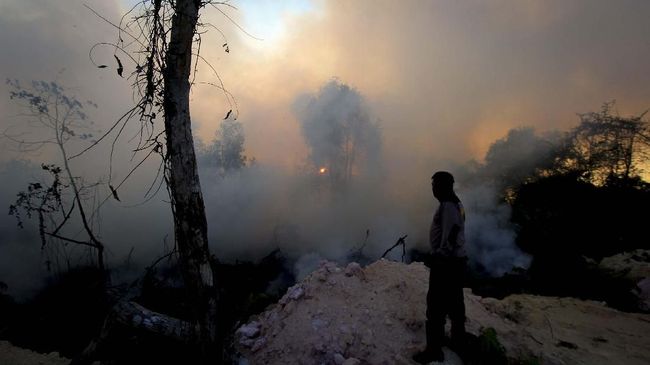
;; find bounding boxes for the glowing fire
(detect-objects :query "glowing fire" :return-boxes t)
[318,167,327,174]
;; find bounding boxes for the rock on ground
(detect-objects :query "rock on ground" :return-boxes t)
[236,259,650,365]
[598,249,650,282]
[598,249,650,312]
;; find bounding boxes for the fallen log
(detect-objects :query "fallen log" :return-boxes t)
[70,300,196,365]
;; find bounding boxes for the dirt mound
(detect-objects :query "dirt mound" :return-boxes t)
[235,259,650,365]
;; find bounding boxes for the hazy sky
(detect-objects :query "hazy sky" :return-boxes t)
[1,0,649,167]
[210,0,650,162]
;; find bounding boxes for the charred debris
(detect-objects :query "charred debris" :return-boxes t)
[0,249,294,364]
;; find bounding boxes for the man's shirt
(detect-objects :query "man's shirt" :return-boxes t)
[430,201,466,258]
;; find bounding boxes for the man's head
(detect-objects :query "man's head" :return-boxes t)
[431,171,455,201]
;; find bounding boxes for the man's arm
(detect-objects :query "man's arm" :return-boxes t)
[440,202,461,250]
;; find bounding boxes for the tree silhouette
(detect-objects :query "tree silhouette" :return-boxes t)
[294,79,382,190]
[480,127,562,200]
[199,119,248,177]
[558,102,650,185]
[5,80,106,273]
[75,0,244,362]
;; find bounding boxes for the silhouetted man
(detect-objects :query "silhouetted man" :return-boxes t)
[414,171,467,364]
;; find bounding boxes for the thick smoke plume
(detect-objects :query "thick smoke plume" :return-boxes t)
[460,184,531,276]
[195,80,534,278]
[0,79,550,299]
[198,80,396,270]
[293,79,382,189]
[455,128,565,275]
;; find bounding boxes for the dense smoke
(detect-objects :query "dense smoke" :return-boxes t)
[480,128,563,190]
[198,80,400,266]
[0,79,563,299]
[455,128,565,275]
[0,77,586,300]
[293,79,383,189]
[459,184,531,276]
[195,80,537,277]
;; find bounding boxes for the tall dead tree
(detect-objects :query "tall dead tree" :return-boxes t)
[55,0,254,362]
[77,0,241,361]
[162,0,218,356]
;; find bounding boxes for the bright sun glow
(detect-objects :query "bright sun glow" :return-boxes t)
[319,167,327,174]
[237,0,315,47]
[119,0,315,47]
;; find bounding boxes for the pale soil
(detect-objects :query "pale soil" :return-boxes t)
[236,259,650,365]
[2,257,648,365]
[0,341,69,365]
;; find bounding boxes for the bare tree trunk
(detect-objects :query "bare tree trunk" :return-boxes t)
[623,135,634,180]
[58,140,105,272]
[163,0,218,361]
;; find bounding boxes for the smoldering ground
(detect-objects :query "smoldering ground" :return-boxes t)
[198,159,531,278]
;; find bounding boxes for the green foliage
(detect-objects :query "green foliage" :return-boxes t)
[476,327,508,365]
